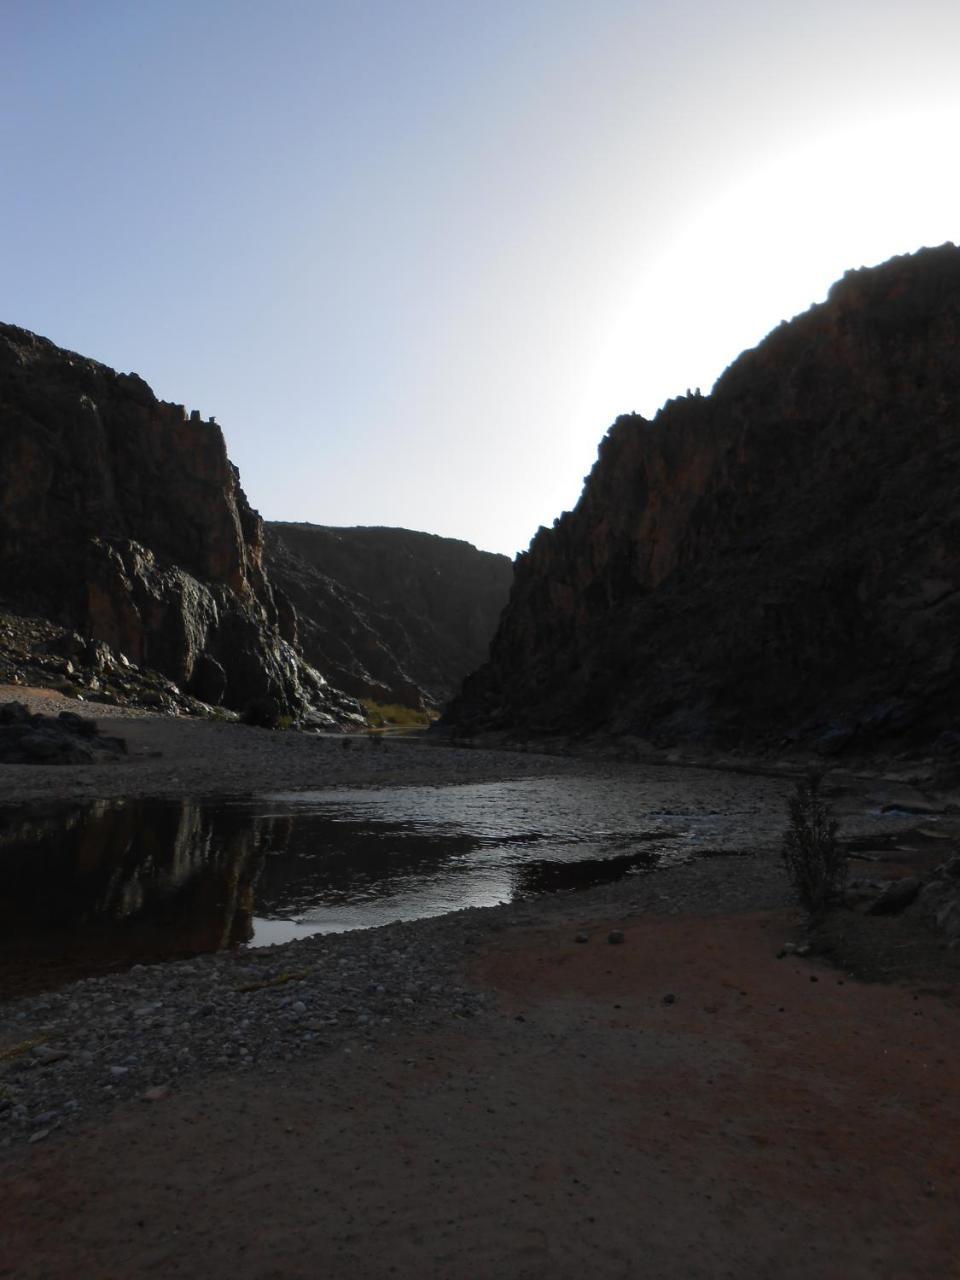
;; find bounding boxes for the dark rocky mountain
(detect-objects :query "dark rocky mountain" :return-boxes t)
[0,324,360,724]
[444,244,960,757]
[264,523,513,708]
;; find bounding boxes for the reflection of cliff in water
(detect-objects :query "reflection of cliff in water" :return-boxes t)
[512,849,659,896]
[0,800,277,998]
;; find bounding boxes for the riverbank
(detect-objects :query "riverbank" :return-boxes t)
[2,689,960,1276]
[0,684,949,805]
[3,882,960,1278]
[0,685,600,803]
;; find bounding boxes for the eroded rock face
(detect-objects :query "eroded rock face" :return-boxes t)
[265,524,513,707]
[444,245,960,753]
[0,324,359,722]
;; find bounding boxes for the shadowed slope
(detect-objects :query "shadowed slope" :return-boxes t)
[445,244,960,755]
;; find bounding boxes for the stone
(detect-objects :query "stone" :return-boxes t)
[0,704,125,766]
[916,858,960,941]
[31,1046,69,1065]
[607,930,625,945]
[867,877,923,915]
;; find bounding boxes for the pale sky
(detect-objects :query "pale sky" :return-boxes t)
[3,1,959,555]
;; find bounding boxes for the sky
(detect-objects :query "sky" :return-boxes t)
[3,1,960,557]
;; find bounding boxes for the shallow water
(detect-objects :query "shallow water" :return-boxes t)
[0,767,916,993]
[249,772,792,939]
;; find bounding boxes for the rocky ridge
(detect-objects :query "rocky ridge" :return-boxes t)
[265,523,512,708]
[0,325,360,725]
[444,245,960,758]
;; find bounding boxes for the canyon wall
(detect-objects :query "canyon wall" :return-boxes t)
[265,523,513,707]
[0,323,358,721]
[444,245,960,756]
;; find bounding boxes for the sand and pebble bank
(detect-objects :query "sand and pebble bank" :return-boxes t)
[3,687,960,1277]
[1,682,957,1148]
[0,845,789,1148]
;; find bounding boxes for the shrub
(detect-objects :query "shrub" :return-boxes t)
[781,772,846,916]
[240,696,281,729]
[362,700,437,729]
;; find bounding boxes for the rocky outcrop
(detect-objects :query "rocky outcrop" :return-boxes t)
[0,324,361,723]
[265,523,512,707]
[444,245,960,755]
[0,702,127,765]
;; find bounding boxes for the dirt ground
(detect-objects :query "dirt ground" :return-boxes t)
[2,689,960,1277]
[2,909,959,1279]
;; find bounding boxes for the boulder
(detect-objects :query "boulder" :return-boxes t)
[915,856,960,943]
[0,702,127,765]
[866,877,923,915]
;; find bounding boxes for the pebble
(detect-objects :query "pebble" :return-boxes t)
[0,824,797,1145]
[32,1046,69,1065]
[0,913,487,1143]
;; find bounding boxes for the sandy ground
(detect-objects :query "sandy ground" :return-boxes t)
[2,686,960,1277]
[2,909,959,1279]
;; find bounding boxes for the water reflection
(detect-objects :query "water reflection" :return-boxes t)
[0,799,268,997]
[0,770,798,995]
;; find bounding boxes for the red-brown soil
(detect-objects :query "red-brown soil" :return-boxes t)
[3,908,958,1279]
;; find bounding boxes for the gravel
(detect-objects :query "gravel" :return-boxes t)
[0,848,792,1147]
[0,910,492,1145]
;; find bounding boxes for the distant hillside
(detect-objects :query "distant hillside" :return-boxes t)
[443,245,960,757]
[265,523,513,708]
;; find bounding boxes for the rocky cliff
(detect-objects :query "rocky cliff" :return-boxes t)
[0,324,360,723]
[444,245,960,756]
[265,524,513,707]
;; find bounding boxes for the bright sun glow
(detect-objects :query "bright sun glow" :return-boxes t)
[581,105,960,431]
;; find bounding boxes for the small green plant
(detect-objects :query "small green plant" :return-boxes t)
[781,772,845,916]
[362,699,437,729]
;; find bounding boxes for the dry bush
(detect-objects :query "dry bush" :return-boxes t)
[781,772,846,916]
